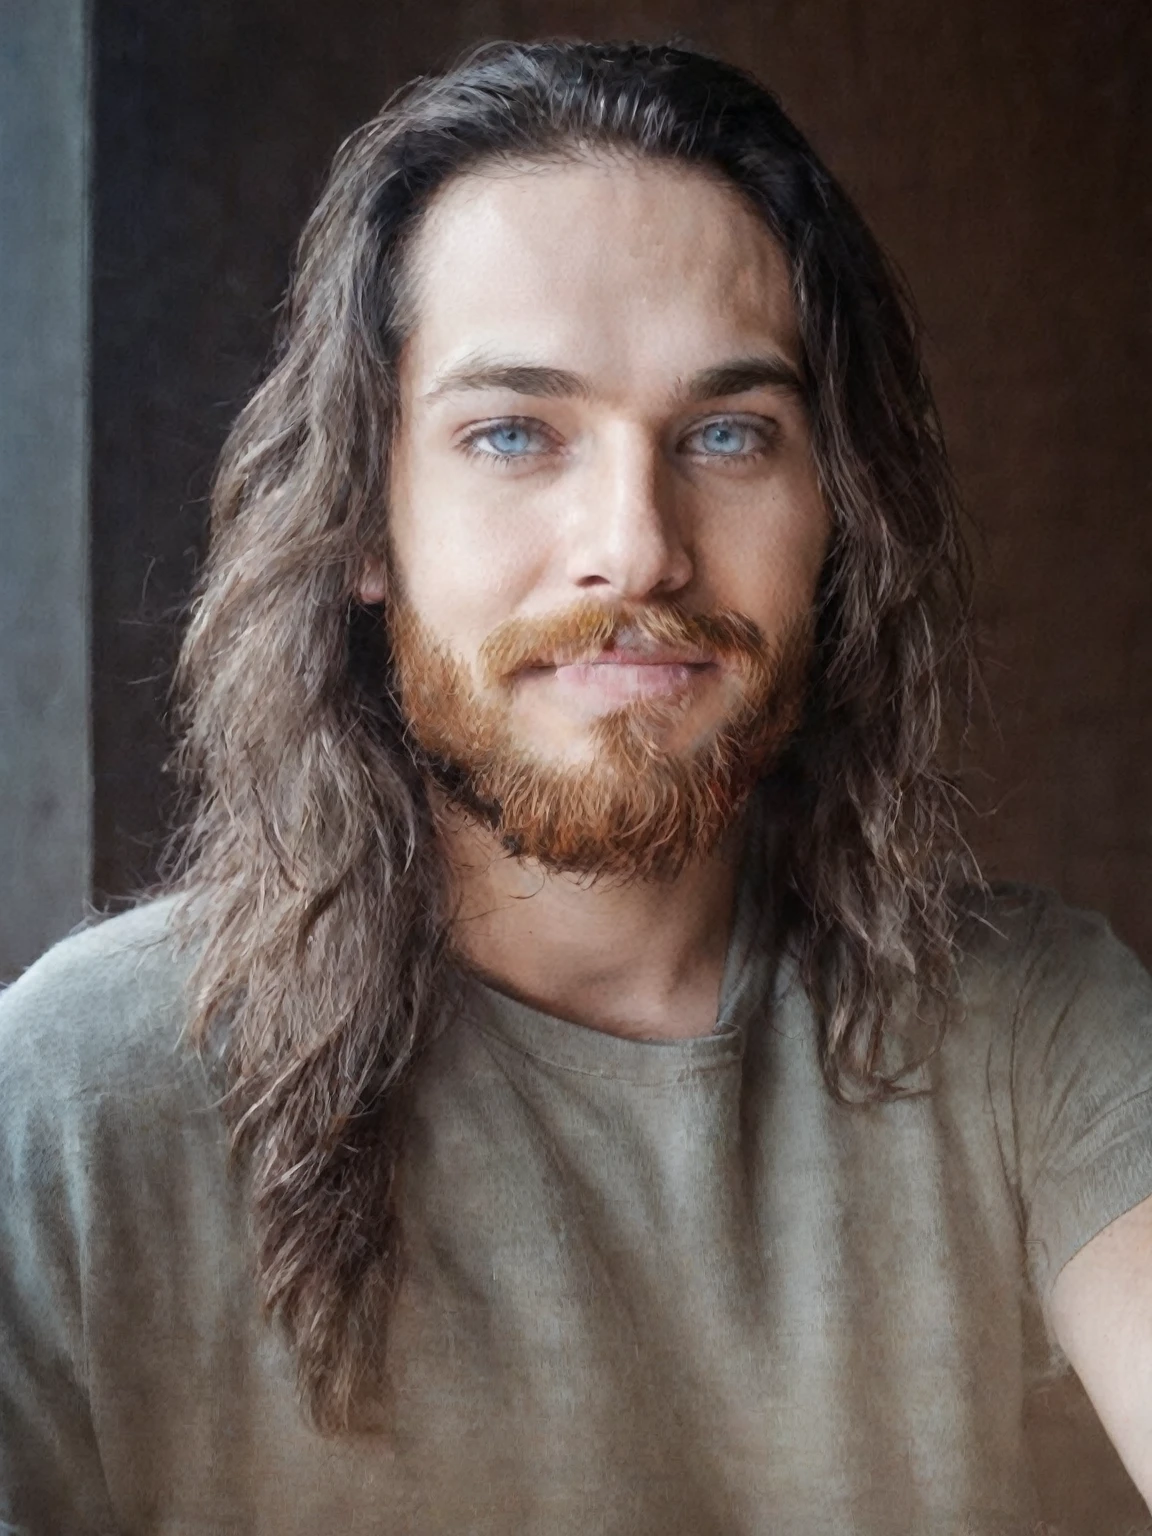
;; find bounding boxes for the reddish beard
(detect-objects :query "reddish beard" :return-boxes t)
[390,598,812,880]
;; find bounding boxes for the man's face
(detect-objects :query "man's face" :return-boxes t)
[383,154,830,874]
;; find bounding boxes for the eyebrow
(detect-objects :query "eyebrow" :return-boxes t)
[422,351,806,404]
[423,359,591,401]
[683,355,806,402]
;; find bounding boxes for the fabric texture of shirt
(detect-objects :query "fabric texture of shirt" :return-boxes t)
[2,877,1152,1535]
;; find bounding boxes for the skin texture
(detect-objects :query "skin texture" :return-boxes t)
[374,155,829,1039]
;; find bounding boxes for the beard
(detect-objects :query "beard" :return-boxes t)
[389,597,812,882]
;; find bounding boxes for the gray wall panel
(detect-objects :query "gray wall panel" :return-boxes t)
[0,0,91,978]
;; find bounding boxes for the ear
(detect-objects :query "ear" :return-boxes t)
[355,559,388,605]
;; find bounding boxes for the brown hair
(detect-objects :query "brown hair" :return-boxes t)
[172,38,977,1431]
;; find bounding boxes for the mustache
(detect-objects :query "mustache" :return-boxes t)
[477,601,770,686]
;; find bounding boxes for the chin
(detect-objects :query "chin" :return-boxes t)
[515,695,725,767]
[391,596,813,877]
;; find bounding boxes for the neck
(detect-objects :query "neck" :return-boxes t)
[434,798,745,1041]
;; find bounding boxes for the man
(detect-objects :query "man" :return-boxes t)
[1,37,1150,1536]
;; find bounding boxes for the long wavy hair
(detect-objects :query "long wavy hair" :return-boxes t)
[172,39,977,1432]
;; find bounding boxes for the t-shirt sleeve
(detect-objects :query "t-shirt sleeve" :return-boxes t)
[0,961,120,1535]
[1010,896,1152,1302]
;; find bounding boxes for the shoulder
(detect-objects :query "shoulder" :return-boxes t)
[0,897,200,1111]
[954,888,1152,1298]
[953,880,1146,1013]
[941,881,1152,1147]
[0,898,221,1284]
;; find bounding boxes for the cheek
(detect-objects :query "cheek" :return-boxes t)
[389,454,550,645]
[702,490,830,632]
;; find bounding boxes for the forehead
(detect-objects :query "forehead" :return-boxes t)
[400,155,801,395]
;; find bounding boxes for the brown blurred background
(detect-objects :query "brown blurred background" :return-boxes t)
[0,0,1149,1524]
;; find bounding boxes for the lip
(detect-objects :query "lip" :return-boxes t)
[524,645,715,671]
[584,646,713,667]
[521,651,718,706]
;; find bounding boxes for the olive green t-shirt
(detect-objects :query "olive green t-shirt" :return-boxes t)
[2,882,1152,1535]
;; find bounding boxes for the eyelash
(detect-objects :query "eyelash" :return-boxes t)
[457,414,778,466]
[459,417,555,466]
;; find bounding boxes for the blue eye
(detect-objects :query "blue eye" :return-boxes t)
[684,418,769,458]
[487,424,534,455]
[464,419,548,460]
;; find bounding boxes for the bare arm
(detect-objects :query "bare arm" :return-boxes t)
[1049,1191,1152,1509]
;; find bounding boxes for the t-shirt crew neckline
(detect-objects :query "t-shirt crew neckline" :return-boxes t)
[464,833,775,1084]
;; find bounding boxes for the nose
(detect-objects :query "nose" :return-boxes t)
[564,426,694,600]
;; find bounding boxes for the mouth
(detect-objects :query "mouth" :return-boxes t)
[525,634,717,669]
[519,646,719,705]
